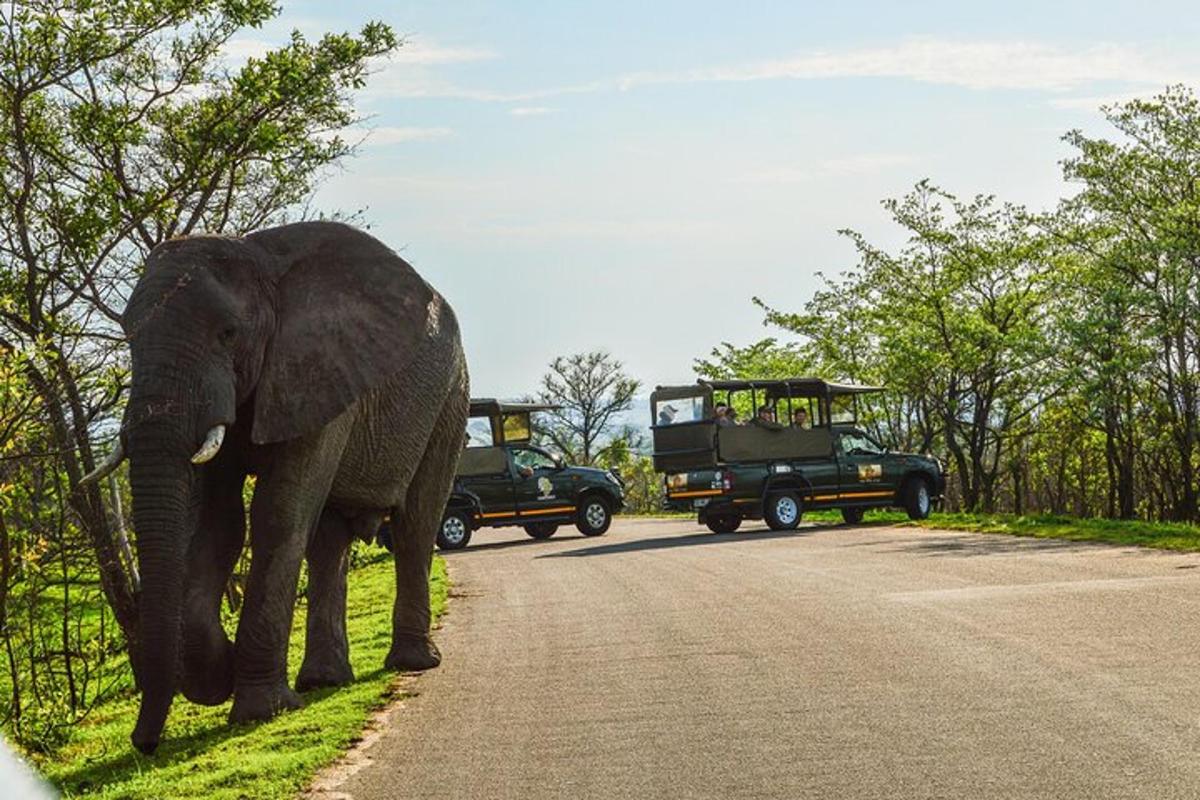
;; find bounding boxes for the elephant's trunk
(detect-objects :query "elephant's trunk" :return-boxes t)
[127,428,194,755]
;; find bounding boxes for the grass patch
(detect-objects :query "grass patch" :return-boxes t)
[801,507,1200,552]
[905,512,1200,552]
[33,552,449,799]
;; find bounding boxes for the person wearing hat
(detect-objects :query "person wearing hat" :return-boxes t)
[658,403,679,426]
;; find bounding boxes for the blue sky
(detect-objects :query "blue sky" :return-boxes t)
[231,2,1200,398]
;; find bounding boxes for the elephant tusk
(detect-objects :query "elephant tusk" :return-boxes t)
[79,440,125,487]
[190,425,226,465]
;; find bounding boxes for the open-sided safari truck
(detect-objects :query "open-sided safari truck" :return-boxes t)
[431,399,626,550]
[650,379,944,533]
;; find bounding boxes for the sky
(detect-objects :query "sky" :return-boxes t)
[228,1,1200,399]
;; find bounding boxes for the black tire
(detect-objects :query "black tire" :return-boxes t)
[841,507,865,525]
[764,491,802,531]
[576,495,612,536]
[436,510,472,550]
[524,522,559,540]
[705,513,742,534]
[902,476,933,521]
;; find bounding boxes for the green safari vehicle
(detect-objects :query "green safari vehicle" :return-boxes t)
[650,378,944,533]
[433,399,626,550]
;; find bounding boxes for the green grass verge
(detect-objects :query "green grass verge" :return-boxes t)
[905,512,1200,552]
[802,508,1200,552]
[35,552,448,799]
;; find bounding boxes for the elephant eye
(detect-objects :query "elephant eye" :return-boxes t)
[218,326,237,344]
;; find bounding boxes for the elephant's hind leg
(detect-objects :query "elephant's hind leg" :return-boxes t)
[385,390,467,672]
[296,507,355,692]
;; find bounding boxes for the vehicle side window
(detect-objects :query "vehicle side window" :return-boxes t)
[465,418,494,446]
[839,433,883,456]
[512,448,557,471]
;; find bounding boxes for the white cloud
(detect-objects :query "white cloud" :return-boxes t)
[740,153,918,184]
[368,37,1197,106]
[340,126,454,145]
[617,39,1193,93]
[510,106,552,116]
[391,39,496,66]
[221,37,277,64]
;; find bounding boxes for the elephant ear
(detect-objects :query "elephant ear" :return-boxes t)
[249,223,435,444]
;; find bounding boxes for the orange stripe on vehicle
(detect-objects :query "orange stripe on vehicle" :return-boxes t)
[518,506,576,516]
[479,511,515,519]
[669,489,724,498]
[810,490,894,502]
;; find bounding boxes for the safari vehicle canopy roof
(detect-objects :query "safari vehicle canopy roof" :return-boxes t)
[469,399,559,418]
[465,398,560,454]
[685,378,883,396]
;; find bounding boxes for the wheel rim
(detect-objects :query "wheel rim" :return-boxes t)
[775,496,798,525]
[585,502,606,529]
[917,485,930,515]
[442,516,466,545]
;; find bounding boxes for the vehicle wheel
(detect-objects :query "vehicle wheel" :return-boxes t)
[524,522,559,540]
[764,491,802,531]
[705,513,742,534]
[841,507,865,525]
[436,510,472,550]
[903,477,932,521]
[576,496,612,536]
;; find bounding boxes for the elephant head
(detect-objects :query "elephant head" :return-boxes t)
[91,222,437,754]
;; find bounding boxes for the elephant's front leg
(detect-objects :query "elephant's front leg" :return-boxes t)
[295,507,354,692]
[181,465,246,705]
[229,472,322,724]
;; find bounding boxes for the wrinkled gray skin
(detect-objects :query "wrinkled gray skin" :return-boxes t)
[121,221,468,755]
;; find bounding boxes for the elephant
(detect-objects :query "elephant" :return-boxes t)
[82,221,469,754]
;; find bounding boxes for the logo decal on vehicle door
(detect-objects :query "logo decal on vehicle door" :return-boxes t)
[537,476,555,499]
[857,464,882,481]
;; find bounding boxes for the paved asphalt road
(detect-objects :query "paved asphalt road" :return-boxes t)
[315,518,1200,799]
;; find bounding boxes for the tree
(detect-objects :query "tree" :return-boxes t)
[1057,85,1200,521]
[758,183,1054,511]
[0,0,398,661]
[534,351,641,466]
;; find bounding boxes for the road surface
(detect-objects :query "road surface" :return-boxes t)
[313,518,1200,799]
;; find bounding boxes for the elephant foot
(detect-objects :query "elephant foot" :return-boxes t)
[181,629,235,706]
[385,635,441,672]
[229,682,303,725]
[296,657,354,692]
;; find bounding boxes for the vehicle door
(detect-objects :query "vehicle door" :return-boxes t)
[836,431,896,501]
[511,446,576,518]
[458,448,517,519]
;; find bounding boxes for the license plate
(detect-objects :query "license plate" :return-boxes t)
[693,498,710,508]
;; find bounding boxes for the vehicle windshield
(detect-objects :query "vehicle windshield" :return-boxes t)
[512,447,558,470]
[655,395,705,426]
[839,432,884,456]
